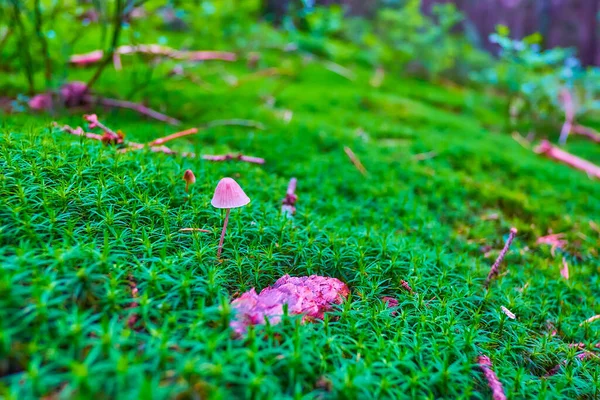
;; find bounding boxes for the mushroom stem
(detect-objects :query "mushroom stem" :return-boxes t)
[185,182,190,193]
[217,208,231,258]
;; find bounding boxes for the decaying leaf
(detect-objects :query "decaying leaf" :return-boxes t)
[230,275,350,335]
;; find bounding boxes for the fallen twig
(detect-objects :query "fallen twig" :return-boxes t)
[52,122,104,141]
[344,146,368,176]
[477,355,507,400]
[572,124,600,143]
[485,228,517,288]
[500,306,516,320]
[323,61,356,81]
[511,131,531,149]
[70,44,236,66]
[85,95,181,126]
[146,119,264,145]
[147,128,199,146]
[179,228,211,233]
[580,314,600,326]
[202,154,265,164]
[558,89,600,144]
[535,140,600,179]
[281,177,298,217]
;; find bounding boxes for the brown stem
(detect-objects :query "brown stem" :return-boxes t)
[33,0,52,88]
[485,228,518,288]
[10,0,35,95]
[344,146,368,176]
[217,208,231,258]
[86,0,123,92]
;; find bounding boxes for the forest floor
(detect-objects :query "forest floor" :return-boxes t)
[1,14,599,400]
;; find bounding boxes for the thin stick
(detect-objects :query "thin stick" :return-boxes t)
[148,128,198,146]
[202,154,265,164]
[580,314,600,326]
[281,177,298,216]
[217,208,230,258]
[572,124,600,144]
[179,228,210,233]
[147,119,264,146]
[52,122,104,141]
[485,228,517,288]
[86,95,181,125]
[344,146,368,176]
[33,0,52,88]
[559,88,575,145]
[535,140,600,179]
[477,355,507,400]
[86,0,124,91]
[84,114,118,137]
[10,0,35,95]
[70,46,236,66]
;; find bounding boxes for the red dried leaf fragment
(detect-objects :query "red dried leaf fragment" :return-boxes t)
[230,275,350,335]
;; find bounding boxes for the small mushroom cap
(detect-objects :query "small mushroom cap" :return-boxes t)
[211,177,250,209]
[183,169,196,183]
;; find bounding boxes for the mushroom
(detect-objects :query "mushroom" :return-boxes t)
[182,169,196,193]
[211,177,250,257]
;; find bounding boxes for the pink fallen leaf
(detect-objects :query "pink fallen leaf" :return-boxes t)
[230,275,350,336]
[382,296,398,308]
[537,233,567,257]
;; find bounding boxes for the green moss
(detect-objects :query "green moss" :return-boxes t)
[0,5,599,399]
